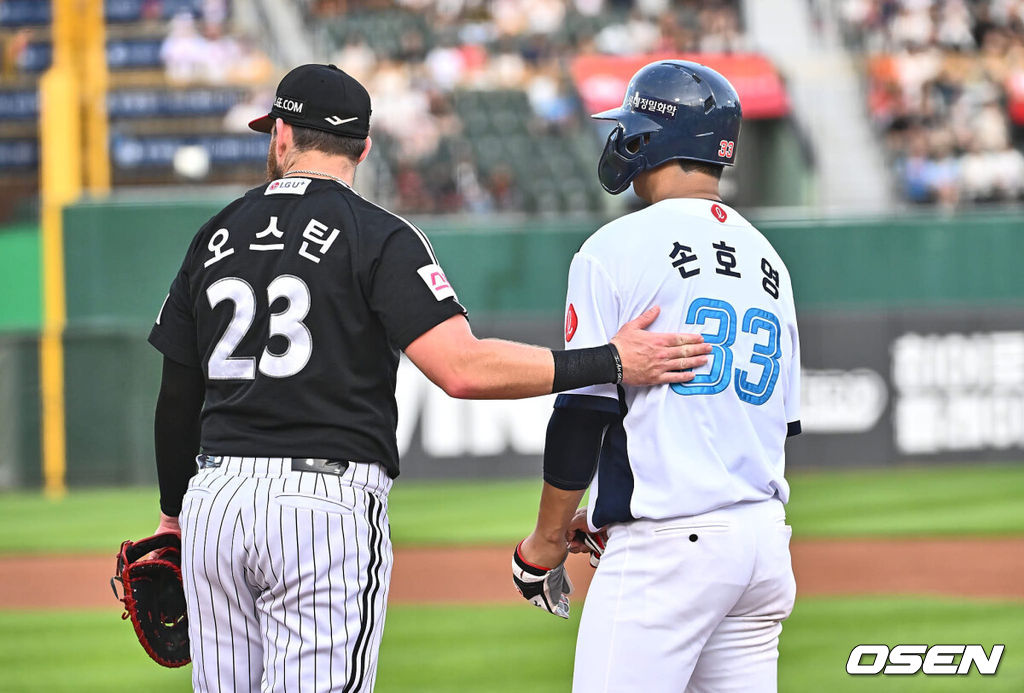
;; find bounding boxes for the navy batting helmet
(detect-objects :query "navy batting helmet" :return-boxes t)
[592,60,742,194]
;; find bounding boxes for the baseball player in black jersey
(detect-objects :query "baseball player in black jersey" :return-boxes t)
[147,64,711,692]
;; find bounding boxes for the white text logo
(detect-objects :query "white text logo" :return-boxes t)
[846,644,1004,676]
[275,97,304,114]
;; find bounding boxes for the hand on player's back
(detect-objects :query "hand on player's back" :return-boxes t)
[611,306,711,386]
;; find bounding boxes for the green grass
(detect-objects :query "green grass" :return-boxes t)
[2,597,1021,692]
[781,597,1024,691]
[0,487,163,554]
[1,464,1022,554]
[0,610,194,692]
[784,464,1024,537]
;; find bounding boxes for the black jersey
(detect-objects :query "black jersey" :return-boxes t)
[148,177,466,477]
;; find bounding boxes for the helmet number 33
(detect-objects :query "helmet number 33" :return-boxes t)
[717,140,735,158]
[206,275,313,380]
[671,297,781,405]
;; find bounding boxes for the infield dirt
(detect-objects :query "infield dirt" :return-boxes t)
[1,537,1022,610]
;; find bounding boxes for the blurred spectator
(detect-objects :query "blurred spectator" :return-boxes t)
[487,164,523,210]
[334,38,378,84]
[453,145,494,213]
[301,0,747,214]
[425,41,468,91]
[394,160,432,210]
[203,0,229,30]
[223,88,275,133]
[844,0,1024,206]
[2,29,33,78]
[199,22,243,84]
[229,36,274,84]
[596,11,660,54]
[140,0,164,23]
[524,0,567,35]
[161,12,270,86]
[526,67,576,132]
[161,13,208,83]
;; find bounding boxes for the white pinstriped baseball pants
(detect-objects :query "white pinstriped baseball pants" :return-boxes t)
[179,456,393,693]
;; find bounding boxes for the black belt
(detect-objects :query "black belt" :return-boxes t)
[197,454,350,476]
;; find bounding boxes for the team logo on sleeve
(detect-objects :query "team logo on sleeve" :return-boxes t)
[565,304,578,342]
[417,264,457,301]
[711,204,728,223]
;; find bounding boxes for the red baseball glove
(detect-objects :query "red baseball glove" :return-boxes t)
[111,533,190,668]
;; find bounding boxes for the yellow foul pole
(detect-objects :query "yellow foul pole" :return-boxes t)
[82,0,110,194]
[39,0,85,497]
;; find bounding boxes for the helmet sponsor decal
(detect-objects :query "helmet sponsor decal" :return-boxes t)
[565,304,578,342]
[711,204,728,223]
[630,93,677,118]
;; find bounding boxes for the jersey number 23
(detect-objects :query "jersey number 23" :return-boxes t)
[206,275,312,380]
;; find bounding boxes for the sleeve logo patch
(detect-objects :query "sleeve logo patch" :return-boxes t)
[265,178,311,195]
[417,264,457,301]
[711,203,728,223]
[565,304,578,342]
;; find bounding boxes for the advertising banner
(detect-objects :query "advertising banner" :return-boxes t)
[395,309,1024,479]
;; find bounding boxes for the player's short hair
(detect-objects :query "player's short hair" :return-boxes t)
[290,125,367,162]
[679,160,724,179]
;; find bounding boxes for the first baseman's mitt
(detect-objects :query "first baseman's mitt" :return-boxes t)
[111,533,190,668]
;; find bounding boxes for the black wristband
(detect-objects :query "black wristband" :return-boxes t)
[551,344,620,393]
[607,343,623,384]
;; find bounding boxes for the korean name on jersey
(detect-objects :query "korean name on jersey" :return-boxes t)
[148,177,465,476]
[564,199,801,525]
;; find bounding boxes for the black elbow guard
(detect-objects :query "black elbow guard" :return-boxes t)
[542,397,620,490]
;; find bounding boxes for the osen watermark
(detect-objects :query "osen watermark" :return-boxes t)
[847,644,1004,675]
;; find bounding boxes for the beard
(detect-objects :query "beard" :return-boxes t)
[265,131,284,181]
[265,145,283,182]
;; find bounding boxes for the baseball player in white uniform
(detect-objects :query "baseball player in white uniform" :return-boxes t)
[513,60,801,692]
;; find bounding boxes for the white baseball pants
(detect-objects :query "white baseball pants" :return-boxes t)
[179,456,393,693]
[573,499,796,693]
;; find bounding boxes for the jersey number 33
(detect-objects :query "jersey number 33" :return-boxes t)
[671,297,782,406]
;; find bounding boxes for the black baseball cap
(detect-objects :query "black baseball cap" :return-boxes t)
[249,64,371,139]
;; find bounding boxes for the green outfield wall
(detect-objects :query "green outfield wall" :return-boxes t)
[0,224,41,331]
[57,200,1024,327]
[1,199,1022,487]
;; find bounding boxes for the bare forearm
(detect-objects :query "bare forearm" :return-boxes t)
[519,483,587,568]
[449,338,555,399]
[534,484,588,544]
[405,311,711,401]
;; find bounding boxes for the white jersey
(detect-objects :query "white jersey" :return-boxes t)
[563,198,801,528]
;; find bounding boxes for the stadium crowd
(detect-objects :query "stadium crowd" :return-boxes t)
[841,0,1024,206]
[300,0,746,213]
[160,10,272,86]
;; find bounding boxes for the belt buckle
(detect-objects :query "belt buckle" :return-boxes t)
[294,458,349,475]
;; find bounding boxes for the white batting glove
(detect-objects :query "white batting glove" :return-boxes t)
[512,542,573,619]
